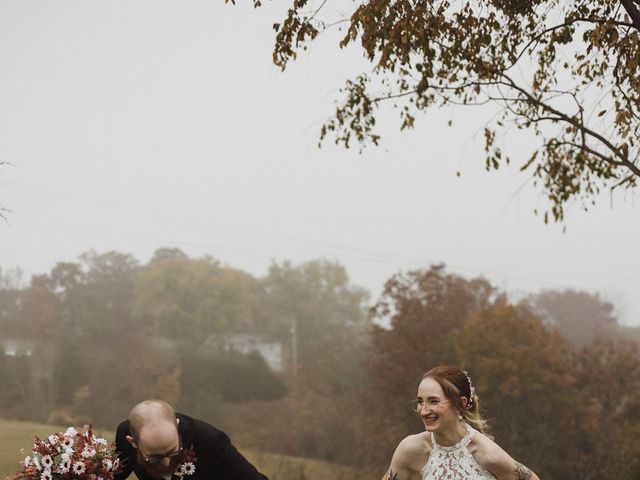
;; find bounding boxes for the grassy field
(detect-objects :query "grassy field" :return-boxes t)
[0,419,353,480]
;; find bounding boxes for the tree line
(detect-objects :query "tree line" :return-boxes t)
[1,251,639,480]
[0,249,368,426]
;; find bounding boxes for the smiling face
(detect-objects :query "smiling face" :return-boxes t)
[415,377,461,433]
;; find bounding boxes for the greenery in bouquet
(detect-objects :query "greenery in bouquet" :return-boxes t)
[8,425,121,480]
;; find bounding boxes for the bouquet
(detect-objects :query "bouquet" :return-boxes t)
[8,425,121,480]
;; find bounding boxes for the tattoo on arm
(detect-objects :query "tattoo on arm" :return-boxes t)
[514,462,533,480]
[386,469,399,480]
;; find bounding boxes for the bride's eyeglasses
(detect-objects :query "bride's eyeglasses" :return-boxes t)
[411,398,450,413]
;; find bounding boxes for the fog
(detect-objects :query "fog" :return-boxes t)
[1,0,639,325]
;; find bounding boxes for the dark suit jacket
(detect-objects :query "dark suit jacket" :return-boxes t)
[114,413,268,480]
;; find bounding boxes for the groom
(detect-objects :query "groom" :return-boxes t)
[114,399,268,480]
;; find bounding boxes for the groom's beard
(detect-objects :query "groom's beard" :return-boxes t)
[137,454,177,479]
[141,462,176,479]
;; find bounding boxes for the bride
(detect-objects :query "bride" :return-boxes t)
[383,365,540,480]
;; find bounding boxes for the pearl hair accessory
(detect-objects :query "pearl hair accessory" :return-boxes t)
[462,370,475,410]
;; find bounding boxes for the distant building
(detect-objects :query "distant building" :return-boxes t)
[2,338,34,357]
[148,333,284,372]
[204,333,284,372]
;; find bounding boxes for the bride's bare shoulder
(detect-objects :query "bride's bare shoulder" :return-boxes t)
[386,432,432,480]
[394,431,432,460]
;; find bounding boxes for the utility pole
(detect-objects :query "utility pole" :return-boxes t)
[291,316,298,390]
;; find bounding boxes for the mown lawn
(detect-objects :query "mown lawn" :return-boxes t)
[0,419,353,480]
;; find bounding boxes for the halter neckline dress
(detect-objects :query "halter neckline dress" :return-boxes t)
[420,423,497,480]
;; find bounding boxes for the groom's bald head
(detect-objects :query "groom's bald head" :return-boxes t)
[128,399,178,442]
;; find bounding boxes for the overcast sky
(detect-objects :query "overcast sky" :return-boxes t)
[1,1,639,326]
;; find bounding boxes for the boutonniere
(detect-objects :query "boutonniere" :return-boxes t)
[175,446,197,478]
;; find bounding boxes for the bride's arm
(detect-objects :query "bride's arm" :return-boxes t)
[382,434,428,480]
[473,434,540,480]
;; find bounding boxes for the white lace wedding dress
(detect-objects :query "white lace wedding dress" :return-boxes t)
[421,423,497,480]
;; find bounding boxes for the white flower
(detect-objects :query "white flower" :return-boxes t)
[61,453,71,462]
[40,470,52,480]
[182,462,196,476]
[65,447,74,456]
[33,456,42,471]
[94,437,108,446]
[176,463,196,477]
[103,459,113,470]
[64,427,78,437]
[24,456,31,468]
[58,459,71,473]
[82,448,96,458]
[112,458,120,470]
[41,456,54,469]
[47,434,59,445]
[72,461,86,475]
[62,437,74,448]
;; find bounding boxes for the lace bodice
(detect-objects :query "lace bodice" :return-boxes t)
[421,424,496,480]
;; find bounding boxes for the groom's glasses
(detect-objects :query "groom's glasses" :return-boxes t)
[138,445,183,466]
[140,448,183,465]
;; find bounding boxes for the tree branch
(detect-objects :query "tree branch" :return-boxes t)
[551,140,627,168]
[508,16,635,71]
[620,0,640,30]
[344,70,640,177]
[500,75,640,177]
[610,174,636,190]
[308,0,328,22]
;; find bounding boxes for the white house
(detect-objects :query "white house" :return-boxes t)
[2,338,34,357]
[203,333,284,372]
